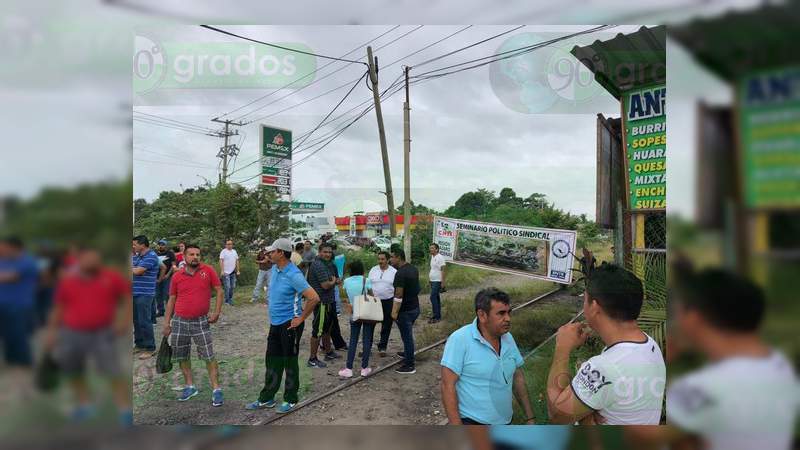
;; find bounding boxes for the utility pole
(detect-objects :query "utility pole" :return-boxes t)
[367,46,397,238]
[211,118,243,184]
[403,66,412,262]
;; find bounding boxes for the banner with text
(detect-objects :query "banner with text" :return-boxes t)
[739,66,800,208]
[623,85,666,210]
[432,216,577,284]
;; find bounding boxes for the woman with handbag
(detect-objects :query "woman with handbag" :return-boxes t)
[338,260,381,378]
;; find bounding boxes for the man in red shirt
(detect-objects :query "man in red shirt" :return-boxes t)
[44,246,133,424]
[163,244,224,406]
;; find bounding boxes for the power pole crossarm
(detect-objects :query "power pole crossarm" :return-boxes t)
[211,118,244,184]
[367,46,397,238]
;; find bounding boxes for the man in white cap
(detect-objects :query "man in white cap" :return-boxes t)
[246,238,321,414]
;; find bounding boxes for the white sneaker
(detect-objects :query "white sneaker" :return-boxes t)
[360,367,372,377]
[338,368,353,378]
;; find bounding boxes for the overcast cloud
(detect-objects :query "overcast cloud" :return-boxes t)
[1,0,752,220]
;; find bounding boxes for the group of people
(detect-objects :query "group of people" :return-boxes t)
[244,238,424,413]
[1,236,133,424]
[440,263,667,426]
[139,234,434,413]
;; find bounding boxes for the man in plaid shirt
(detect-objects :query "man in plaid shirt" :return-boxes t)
[163,244,225,406]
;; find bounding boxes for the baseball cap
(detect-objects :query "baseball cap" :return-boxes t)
[157,239,168,245]
[269,238,293,252]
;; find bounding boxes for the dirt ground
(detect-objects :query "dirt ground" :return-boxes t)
[133,273,563,425]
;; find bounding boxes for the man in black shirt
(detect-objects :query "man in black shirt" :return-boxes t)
[306,243,339,368]
[154,239,176,319]
[390,248,420,374]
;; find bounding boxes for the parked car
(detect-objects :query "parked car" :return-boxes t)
[371,236,394,252]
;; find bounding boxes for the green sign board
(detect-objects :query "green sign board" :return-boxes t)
[623,85,666,210]
[261,126,292,159]
[262,167,291,177]
[739,66,800,208]
[276,201,324,214]
[261,125,292,198]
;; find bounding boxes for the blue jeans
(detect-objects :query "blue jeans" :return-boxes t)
[252,269,271,302]
[222,272,236,305]
[346,321,375,370]
[396,307,419,367]
[0,304,34,366]
[429,281,442,320]
[133,295,155,351]
[153,277,171,320]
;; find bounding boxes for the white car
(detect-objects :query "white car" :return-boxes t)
[371,236,393,252]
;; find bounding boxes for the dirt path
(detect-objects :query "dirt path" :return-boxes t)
[272,289,579,425]
[133,273,552,425]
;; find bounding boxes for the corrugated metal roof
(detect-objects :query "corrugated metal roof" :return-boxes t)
[570,25,666,99]
[669,2,800,82]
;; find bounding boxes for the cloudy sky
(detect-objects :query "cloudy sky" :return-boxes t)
[2,0,755,220]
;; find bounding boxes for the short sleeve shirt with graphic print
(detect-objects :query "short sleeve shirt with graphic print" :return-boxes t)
[571,334,666,425]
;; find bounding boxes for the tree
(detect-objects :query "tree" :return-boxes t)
[444,188,495,219]
[4,179,133,264]
[394,200,439,216]
[134,183,288,258]
[495,187,523,208]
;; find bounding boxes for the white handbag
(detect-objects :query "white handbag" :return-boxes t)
[351,276,384,323]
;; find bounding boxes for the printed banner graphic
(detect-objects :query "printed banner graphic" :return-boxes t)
[432,216,577,284]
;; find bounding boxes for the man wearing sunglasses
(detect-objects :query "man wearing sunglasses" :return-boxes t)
[440,287,535,425]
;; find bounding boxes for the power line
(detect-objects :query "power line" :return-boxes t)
[293,70,368,150]
[134,147,210,166]
[218,25,401,120]
[133,117,221,136]
[133,158,217,169]
[412,25,613,79]
[200,25,368,66]
[133,111,218,133]
[227,70,368,179]
[410,25,526,69]
[240,25,425,125]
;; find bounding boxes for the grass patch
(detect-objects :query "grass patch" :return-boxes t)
[416,278,566,349]
[512,331,604,424]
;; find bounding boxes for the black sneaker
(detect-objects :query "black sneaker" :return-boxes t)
[324,351,341,361]
[307,358,327,368]
[427,318,440,324]
[396,352,405,358]
[395,365,416,374]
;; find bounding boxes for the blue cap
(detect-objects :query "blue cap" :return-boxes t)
[157,239,168,245]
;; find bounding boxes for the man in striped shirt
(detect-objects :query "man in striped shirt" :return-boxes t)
[132,235,159,359]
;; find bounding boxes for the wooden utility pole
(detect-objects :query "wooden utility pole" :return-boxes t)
[403,66,412,261]
[367,46,397,238]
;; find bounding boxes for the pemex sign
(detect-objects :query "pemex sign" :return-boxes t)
[261,125,292,198]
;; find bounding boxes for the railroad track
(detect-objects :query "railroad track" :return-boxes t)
[255,286,569,425]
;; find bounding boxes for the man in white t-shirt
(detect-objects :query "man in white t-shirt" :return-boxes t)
[368,251,397,357]
[547,262,665,425]
[428,243,447,324]
[218,239,240,306]
[625,268,799,450]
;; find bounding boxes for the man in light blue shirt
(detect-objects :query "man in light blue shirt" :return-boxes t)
[245,238,321,414]
[440,287,535,425]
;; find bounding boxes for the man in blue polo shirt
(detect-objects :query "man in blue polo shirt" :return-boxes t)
[0,236,39,395]
[440,287,536,425]
[131,235,159,359]
[246,238,321,414]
